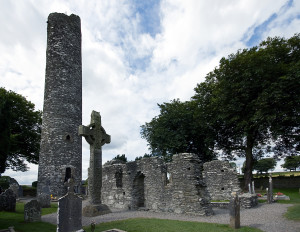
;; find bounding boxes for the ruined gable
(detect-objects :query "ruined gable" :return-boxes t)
[203,160,241,200]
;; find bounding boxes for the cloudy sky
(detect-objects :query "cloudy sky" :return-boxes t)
[1,0,299,184]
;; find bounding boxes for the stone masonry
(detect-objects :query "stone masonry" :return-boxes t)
[202,160,241,200]
[102,153,213,216]
[37,13,82,197]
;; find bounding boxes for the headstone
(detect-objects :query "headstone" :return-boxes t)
[37,192,51,208]
[251,181,255,194]
[18,185,23,198]
[37,12,82,197]
[57,178,83,232]
[79,110,112,217]
[229,192,240,229]
[0,189,16,212]
[267,175,273,204]
[248,183,251,194]
[9,183,19,198]
[24,200,41,222]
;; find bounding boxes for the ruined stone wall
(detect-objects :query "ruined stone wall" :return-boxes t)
[102,153,213,216]
[203,160,241,200]
[37,13,82,197]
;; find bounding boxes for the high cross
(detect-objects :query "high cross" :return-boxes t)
[79,110,111,204]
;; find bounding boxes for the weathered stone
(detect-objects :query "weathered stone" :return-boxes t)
[0,189,16,212]
[239,193,258,208]
[102,153,213,216]
[229,192,240,229]
[79,110,111,216]
[267,175,273,204]
[203,160,241,201]
[24,200,41,222]
[37,192,51,208]
[37,12,82,197]
[8,183,19,198]
[57,179,83,232]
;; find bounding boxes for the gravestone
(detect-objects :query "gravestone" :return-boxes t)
[57,178,83,232]
[229,192,240,229]
[79,110,111,217]
[37,192,51,208]
[267,175,273,204]
[0,189,16,212]
[9,183,19,198]
[18,185,23,198]
[24,200,41,222]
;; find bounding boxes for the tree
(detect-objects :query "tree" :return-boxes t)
[113,154,127,163]
[281,156,300,171]
[253,158,277,174]
[193,34,300,189]
[0,88,42,174]
[141,99,216,162]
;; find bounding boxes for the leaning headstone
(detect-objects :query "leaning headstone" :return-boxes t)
[0,189,16,212]
[24,200,41,222]
[229,192,240,229]
[37,192,51,208]
[79,110,111,217]
[267,175,273,204]
[57,178,83,232]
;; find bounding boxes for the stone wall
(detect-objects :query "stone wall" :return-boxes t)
[37,13,82,197]
[102,153,213,216]
[241,176,300,189]
[203,160,241,200]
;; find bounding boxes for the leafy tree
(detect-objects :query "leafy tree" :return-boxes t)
[0,88,41,174]
[135,153,153,161]
[281,156,300,171]
[141,99,216,162]
[193,34,300,189]
[253,158,277,174]
[113,154,127,163]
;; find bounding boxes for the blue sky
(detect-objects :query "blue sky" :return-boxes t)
[0,0,299,184]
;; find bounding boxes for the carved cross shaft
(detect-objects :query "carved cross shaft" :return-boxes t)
[78,110,111,204]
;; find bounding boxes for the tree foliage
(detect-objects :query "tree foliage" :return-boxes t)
[281,156,300,171]
[193,34,300,188]
[0,88,42,174]
[253,158,277,174]
[140,34,300,189]
[113,154,128,163]
[141,99,216,162]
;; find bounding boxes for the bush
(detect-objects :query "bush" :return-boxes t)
[22,186,37,197]
[32,181,38,188]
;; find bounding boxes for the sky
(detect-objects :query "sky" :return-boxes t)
[1,0,299,184]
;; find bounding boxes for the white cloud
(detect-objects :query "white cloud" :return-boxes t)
[1,0,299,184]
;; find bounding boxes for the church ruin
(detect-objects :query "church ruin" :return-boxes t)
[101,153,214,216]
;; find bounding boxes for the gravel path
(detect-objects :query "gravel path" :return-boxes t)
[42,203,300,232]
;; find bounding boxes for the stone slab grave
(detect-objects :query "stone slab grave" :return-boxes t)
[0,189,16,212]
[57,178,83,232]
[79,110,111,217]
[0,227,15,232]
[24,200,41,222]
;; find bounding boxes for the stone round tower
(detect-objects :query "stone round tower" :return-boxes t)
[37,13,82,197]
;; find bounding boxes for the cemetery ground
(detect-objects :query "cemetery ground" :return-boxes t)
[1,188,300,232]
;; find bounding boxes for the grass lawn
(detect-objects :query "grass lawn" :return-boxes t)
[0,203,57,232]
[83,218,263,232]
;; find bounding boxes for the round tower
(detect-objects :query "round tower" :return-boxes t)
[37,13,82,197]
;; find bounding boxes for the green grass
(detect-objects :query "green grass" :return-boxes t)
[284,204,300,221]
[83,218,263,232]
[0,203,56,232]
